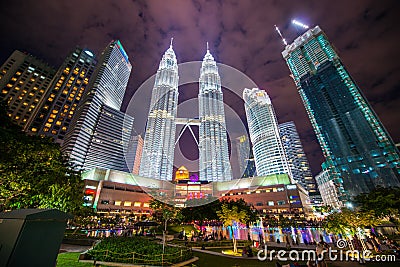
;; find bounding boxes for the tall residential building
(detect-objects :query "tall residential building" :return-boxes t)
[62,40,132,170]
[279,121,318,195]
[139,42,179,180]
[198,47,232,181]
[243,88,291,177]
[235,135,257,178]
[130,134,144,175]
[282,26,400,200]
[0,50,55,128]
[83,104,134,172]
[28,48,97,144]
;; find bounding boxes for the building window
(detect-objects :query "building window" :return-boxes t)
[134,202,141,207]
[268,201,274,206]
[277,200,286,205]
[115,201,121,206]
[124,201,132,207]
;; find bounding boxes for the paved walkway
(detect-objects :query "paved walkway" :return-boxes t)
[59,244,92,253]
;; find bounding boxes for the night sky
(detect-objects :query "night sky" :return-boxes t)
[1,0,399,177]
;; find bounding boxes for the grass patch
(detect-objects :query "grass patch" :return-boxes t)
[56,252,102,267]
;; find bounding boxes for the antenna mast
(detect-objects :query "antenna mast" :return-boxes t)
[274,25,288,46]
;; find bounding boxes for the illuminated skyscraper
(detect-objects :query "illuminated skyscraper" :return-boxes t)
[139,42,179,180]
[198,47,232,181]
[130,134,144,175]
[236,135,250,176]
[243,88,291,177]
[235,135,257,178]
[279,121,318,195]
[28,48,97,144]
[0,50,55,129]
[83,104,134,172]
[282,26,400,200]
[62,40,132,170]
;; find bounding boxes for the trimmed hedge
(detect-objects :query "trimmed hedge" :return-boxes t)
[87,236,192,265]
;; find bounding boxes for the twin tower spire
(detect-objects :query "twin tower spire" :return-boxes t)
[139,40,232,182]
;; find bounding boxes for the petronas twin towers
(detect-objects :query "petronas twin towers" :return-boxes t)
[139,41,232,181]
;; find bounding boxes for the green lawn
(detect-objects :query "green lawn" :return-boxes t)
[56,252,94,267]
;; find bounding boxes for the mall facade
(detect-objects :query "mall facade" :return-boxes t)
[82,168,313,219]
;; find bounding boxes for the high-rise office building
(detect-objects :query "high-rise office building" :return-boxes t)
[235,135,257,178]
[139,42,179,180]
[83,104,134,172]
[236,135,250,176]
[279,121,318,195]
[130,134,144,175]
[0,50,55,128]
[62,40,132,170]
[282,26,400,200]
[28,48,97,144]
[243,88,291,177]
[198,47,232,181]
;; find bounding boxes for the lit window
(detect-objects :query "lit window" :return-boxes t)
[124,201,132,207]
[56,121,62,126]
[2,90,8,94]
[115,201,121,206]
[6,84,12,88]
[143,203,150,208]
[31,127,37,132]
[51,130,57,135]
[45,123,51,127]
[134,202,141,207]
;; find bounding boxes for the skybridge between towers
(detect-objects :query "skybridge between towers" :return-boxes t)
[174,117,200,146]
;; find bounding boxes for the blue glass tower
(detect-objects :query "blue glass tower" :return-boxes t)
[282,26,400,200]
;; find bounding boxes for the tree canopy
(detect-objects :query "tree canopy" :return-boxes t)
[355,186,400,225]
[0,101,85,213]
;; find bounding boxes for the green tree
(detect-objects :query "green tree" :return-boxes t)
[324,207,382,249]
[181,197,220,226]
[0,101,84,213]
[149,198,182,253]
[217,199,256,253]
[355,186,400,225]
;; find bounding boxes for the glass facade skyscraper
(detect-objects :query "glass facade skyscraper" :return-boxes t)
[139,43,178,180]
[83,104,134,172]
[198,48,232,181]
[282,26,400,200]
[243,88,291,178]
[62,40,132,170]
[279,121,318,196]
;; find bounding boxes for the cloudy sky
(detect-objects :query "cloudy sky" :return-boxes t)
[1,0,399,176]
